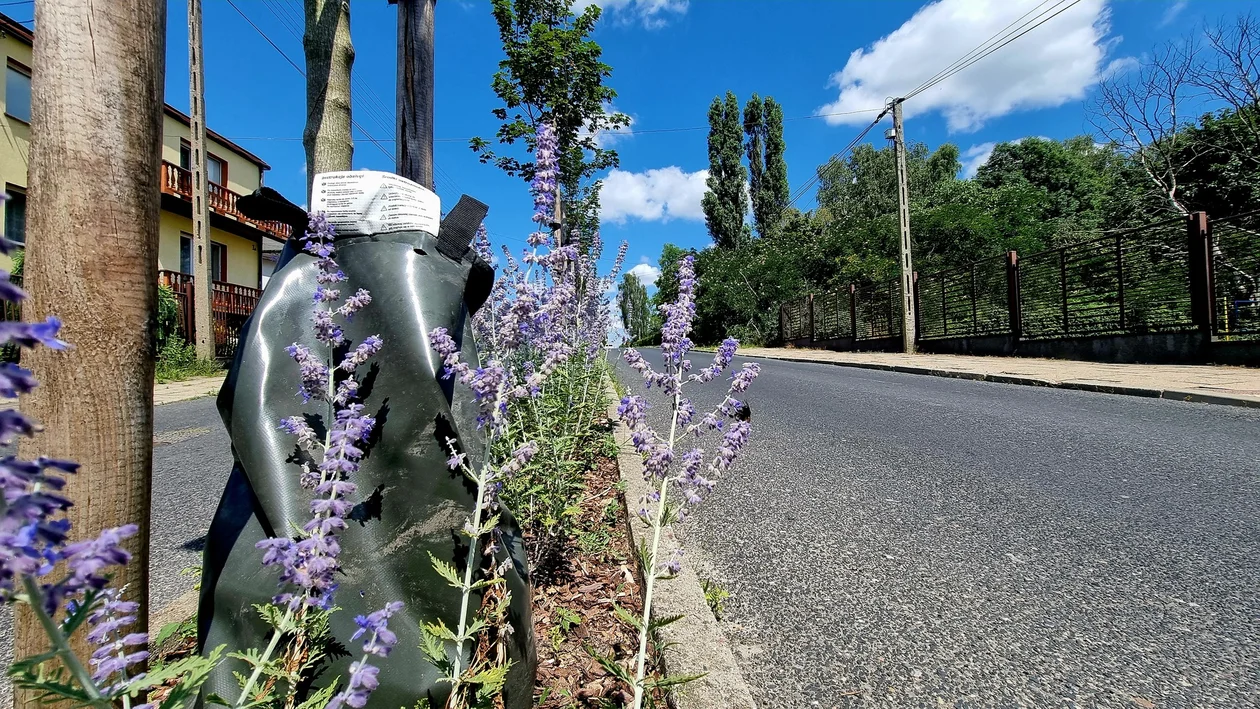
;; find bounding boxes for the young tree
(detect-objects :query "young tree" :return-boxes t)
[304,0,355,198]
[618,272,654,343]
[761,96,790,237]
[743,94,765,235]
[471,0,630,239]
[15,0,166,679]
[702,92,748,248]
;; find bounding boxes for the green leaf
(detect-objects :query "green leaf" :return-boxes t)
[294,680,340,709]
[428,552,463,588]
[611,603,643,631]
[648,613,686,632]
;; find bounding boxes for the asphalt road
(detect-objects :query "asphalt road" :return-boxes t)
[615,352,1260,708]
[1,396,233,707]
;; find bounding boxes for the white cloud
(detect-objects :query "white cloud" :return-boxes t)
[574,0,687,28]
[600,166,708,223]
[817,0,1124,132]
[961,142,996,178]
[629,261,661,286]
[1159,0,1187,28]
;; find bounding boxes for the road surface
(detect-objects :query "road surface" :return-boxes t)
[615,351,1260,708]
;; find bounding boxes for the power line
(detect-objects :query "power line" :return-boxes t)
[784,0,1085,210]
[224,0,395,165]
[906,0,1084,101]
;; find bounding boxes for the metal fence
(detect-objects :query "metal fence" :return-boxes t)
[1212,210,1260,340]
[918,255,1009,339]
[1019,216,1191,339]
[779,211,1252,352]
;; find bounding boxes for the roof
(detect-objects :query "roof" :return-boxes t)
[0,11,271,172]
[162,105,272,171]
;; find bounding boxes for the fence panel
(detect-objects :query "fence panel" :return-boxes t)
[1212,210,1260,340]
[918,255,1009,340]
[854,281,901,341]
[1019,218,1190,339]
[780,299,808,341]
[812,290,852,340]
[159,270,260,358]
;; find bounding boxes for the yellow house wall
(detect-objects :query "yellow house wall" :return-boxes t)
[158,210,260,289]
[160,114,263,195]
[0,32,31,274]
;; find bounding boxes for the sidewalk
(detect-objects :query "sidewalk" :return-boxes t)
[155,374,225,405]
[734,347,1260,408]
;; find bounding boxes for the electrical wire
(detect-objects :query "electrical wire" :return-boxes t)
[224,0,396,165]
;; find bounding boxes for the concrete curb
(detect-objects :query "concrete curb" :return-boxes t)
[734,351,1260,409]
[604,385,757,709]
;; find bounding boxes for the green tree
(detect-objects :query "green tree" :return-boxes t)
[618,272,655,343]
[472,0,630,238]
[702,92,748,248]
[761,97,790,237]
[743,94,765,236]
[651,243,688,314]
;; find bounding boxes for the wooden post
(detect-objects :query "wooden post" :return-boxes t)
[188,0,214,359]
[393,0,435,189]
[1187,211,1214,333]
[913,271,922,343]
[1006,250,1021,339]
[807,292,815,345]
[16,0,165,682]
[890,99,916,353]
[848,284,858,341]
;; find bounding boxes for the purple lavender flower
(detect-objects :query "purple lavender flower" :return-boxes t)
[328,601,403,709]
[86,589,148,691]
[530,123,559,228]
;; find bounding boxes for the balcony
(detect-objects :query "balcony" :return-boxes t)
[159,161,292,241]
[159,270,261,358]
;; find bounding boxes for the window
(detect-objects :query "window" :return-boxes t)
[180,234,228,282]
[5,186,25,245]
[178,140,227,186]
[207,155,226,186]
[6,61,30,123]
[180,233,192,274]
[211,241,227,282]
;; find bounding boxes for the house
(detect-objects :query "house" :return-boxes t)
[0,11,292,292]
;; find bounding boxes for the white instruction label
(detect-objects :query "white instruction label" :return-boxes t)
[310,171,441,236]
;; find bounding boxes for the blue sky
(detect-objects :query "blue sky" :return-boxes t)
[164,0,1251,289]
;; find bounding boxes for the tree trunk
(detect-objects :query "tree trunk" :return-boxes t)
[14,0,165,701]
[304,0,354,200]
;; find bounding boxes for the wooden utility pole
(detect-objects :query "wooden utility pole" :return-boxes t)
[890,98,917,353]
[15,0,165,689]
[189,0,214,360]
[305,0,355,199]
[392,0,435,189]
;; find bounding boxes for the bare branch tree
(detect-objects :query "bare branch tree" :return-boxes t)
[1089,42,1203,215]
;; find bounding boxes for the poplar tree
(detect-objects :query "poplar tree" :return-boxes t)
[702,91,748,248]
[761,96,790,237]
[744,94,765,235]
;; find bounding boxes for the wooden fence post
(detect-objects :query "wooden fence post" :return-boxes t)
[848,284,858,342]
[779,303,786,344]
[1187,211,1214,334]
[1006,250,1021,339]
[807,293,815,345]
[912,271,921,343]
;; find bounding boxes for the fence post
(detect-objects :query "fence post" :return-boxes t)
[1116,232,1125,331]
[807,293,815,345]
[848,284,858,341]
[1006,250,1021,339]
[1187,211,1214,333]
[912,271,921,342]
[1059,248,1069,335]
[779,303,786,344]
[183,279,196,346]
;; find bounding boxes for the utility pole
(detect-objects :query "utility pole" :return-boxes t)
[391,0,435,189]
[189,0,214,360]
[889,98,916,353]
[16,0,165,685]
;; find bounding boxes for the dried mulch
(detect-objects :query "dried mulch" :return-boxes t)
[530,450,655,708]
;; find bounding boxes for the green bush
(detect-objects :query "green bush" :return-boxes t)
[155,335,222,383]
[156,283,181,352]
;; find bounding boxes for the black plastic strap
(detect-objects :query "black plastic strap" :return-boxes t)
[436,195,489,261]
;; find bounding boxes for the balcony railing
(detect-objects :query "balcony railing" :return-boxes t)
[160,161,292,241]
[159,270,261,358]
